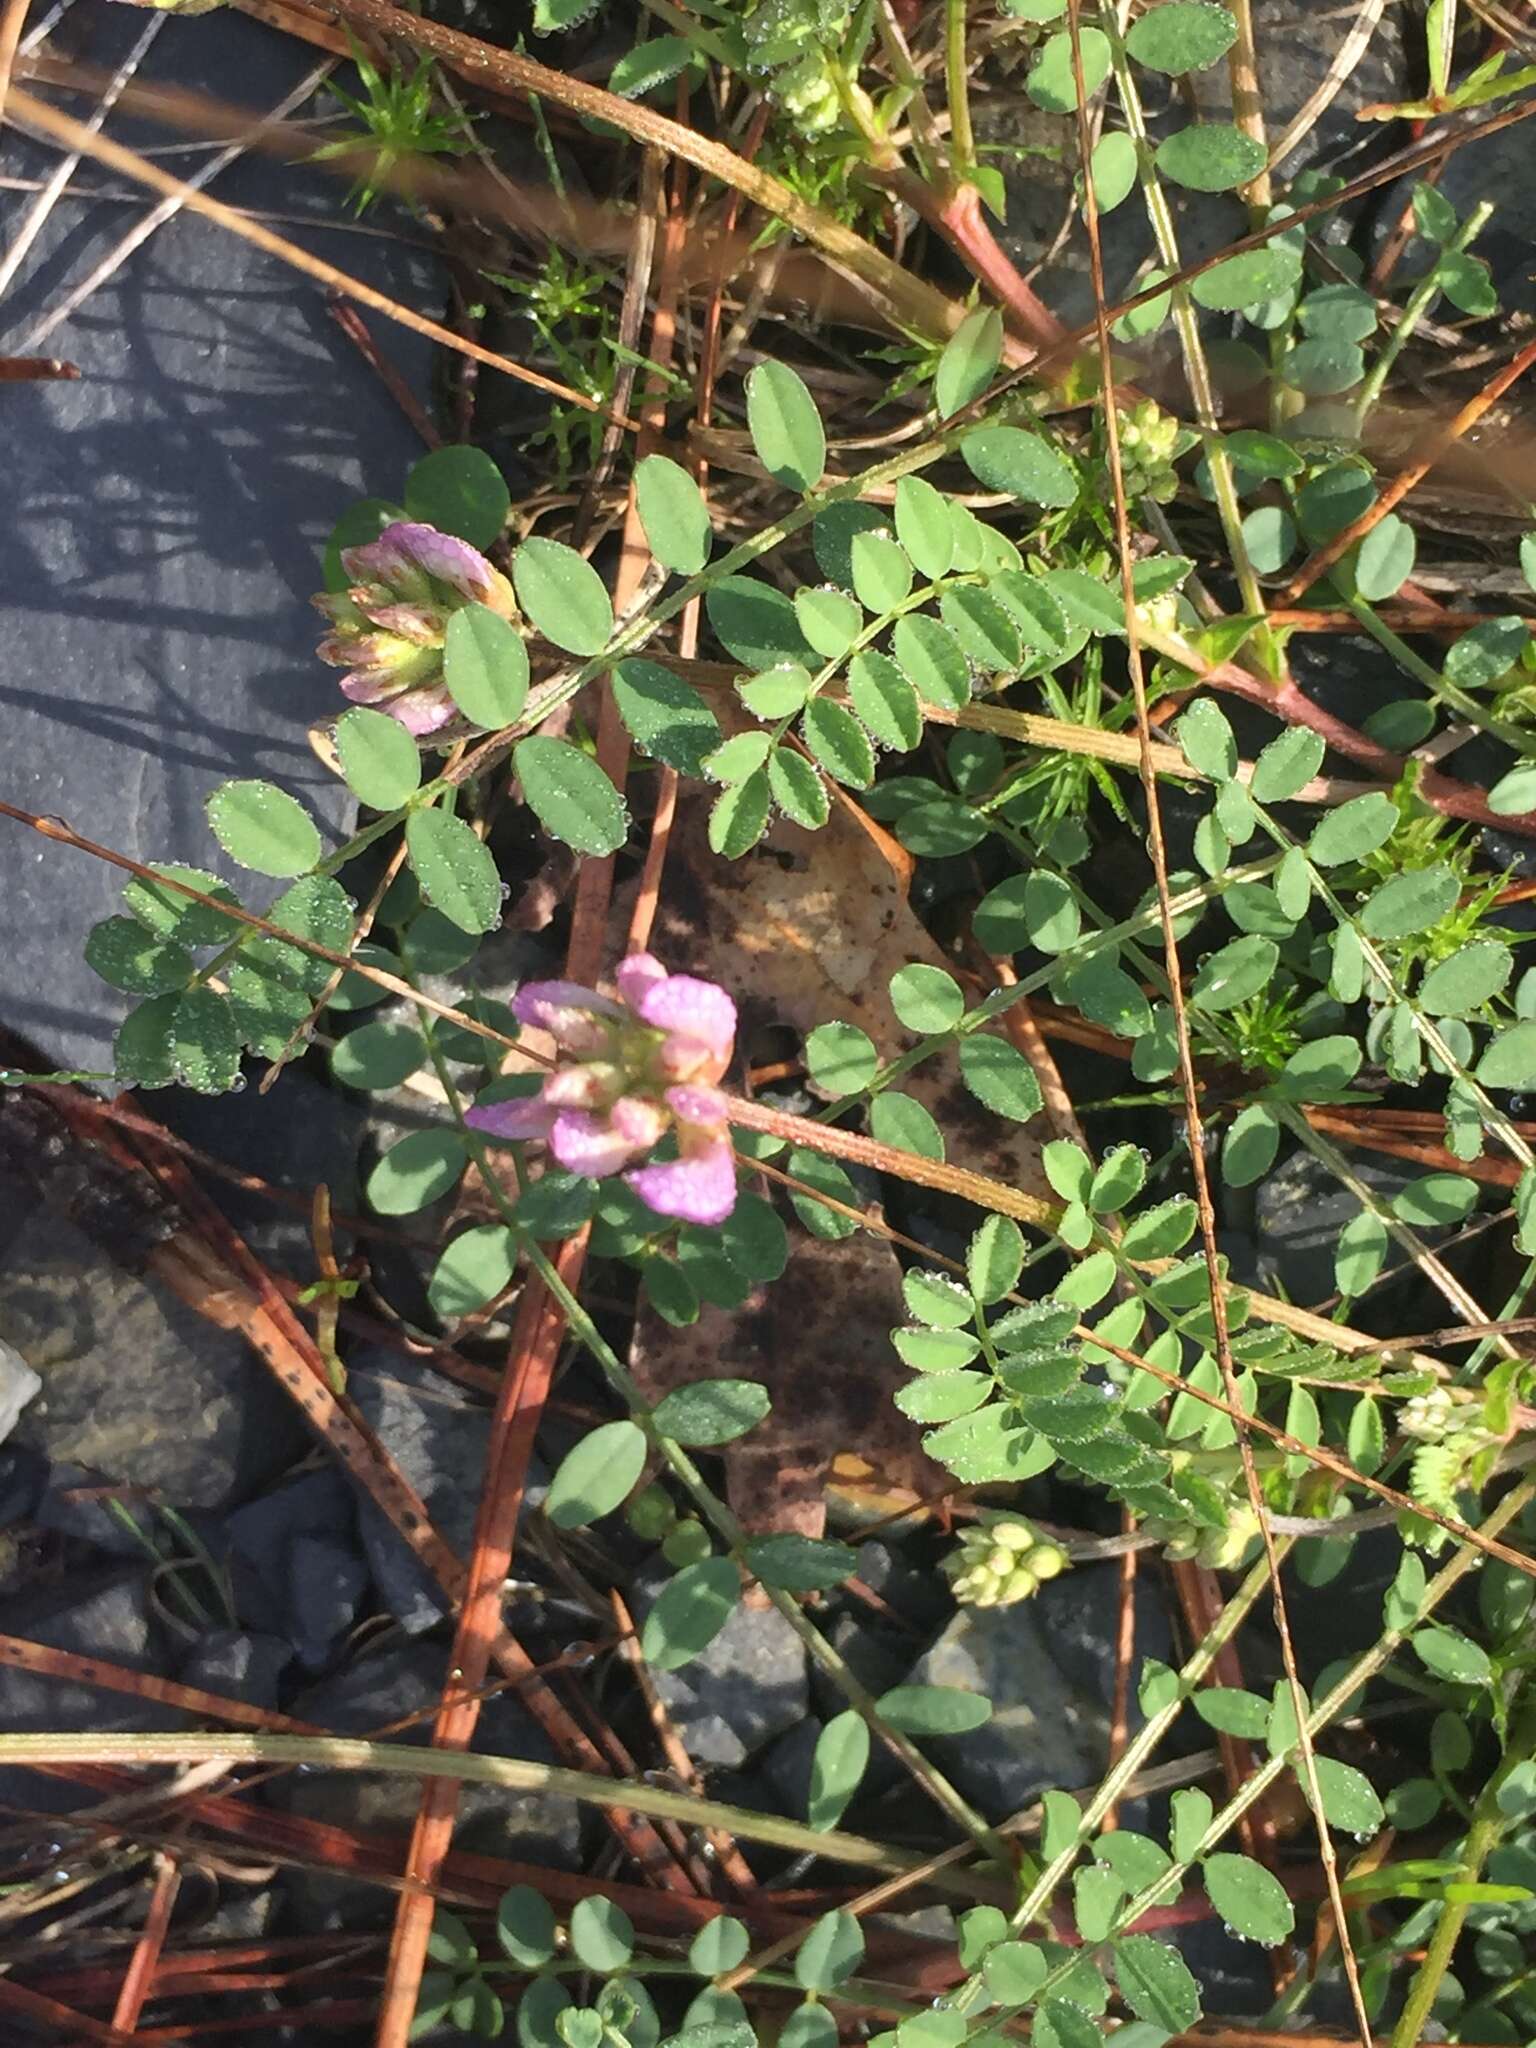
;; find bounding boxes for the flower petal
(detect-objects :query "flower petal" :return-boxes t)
[615,952,667,1012]
[385,687,457,736]
[511,979,623,1054]
[664,1083,728,1133]
[549,1110,646,1179]
[635,974,737,1061]
[610,1094,667,1149]
[626,1140,737,1227]
[465,1094,556,1142]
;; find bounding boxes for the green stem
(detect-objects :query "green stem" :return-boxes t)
[1354,201,1493,429]
[1390,1684,1536,2048]
[1348,594,1536,755]
[945,0,976,183]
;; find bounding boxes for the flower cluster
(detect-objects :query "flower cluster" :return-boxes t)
[942,1515,1068,1609]
[466,955,739,1228]
[313,521,516,736]
[1116,399,1185,504]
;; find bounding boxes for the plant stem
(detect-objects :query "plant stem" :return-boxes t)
[1354,201,1493,428]
[1390,1684,1536,2048]
[945,0,976,184]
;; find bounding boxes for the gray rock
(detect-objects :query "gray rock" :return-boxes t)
[347,1351,496,1632]
[1196,0,1408,179]
[226,1468,356,1635]
[0,8,437,1078]
[645,1582,810,1770]
[0,1567,189,1814]
[0,1446,47,1528]
[268,1640,583,1923]
[899,1596,1106,1821]
[1254,1149,1421,1305]
[0,1199,301,1508]
[181,1628,293,1710]
[286,1531,370,1672]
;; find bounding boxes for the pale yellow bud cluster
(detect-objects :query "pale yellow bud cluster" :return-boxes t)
[1399,1387,1460,1443]
[1116,400,1183,503]
[943,1516,1069,1609]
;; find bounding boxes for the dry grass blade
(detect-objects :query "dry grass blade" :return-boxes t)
[1267,0,1393,166]
[110,1853,181,2036]
[3,86,636,423]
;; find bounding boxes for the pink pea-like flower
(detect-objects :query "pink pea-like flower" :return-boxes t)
[313,520,517,736]
[466,955,739,1227]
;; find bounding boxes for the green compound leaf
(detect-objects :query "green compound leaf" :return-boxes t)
[122,864,242,949]
[608,33,693,95]
[1354,514,1417,601]
[115,995,180,1088]
[1478,1020,1536,1089]
[746,360,826,492]
[1307,791,1399,867]
[768,747,830,828]
[746,1533,858,1593]
[1312,1757,1385,1835]
[894,475,956,578]
[1155,123,1266,192]
[428,1223,517,1320]
[512,536,614,655]
[848,651,922,751]
[570,1896,634,1972]
[1418,940,1512,1016]
[653,1379,771,1446]
[86,918,194,996]
[335,706,423,809]
[689,1917,750,1977]
[1176,697,1238,780]
[366,1128,467,1214]
[1126,0,1236,72]
[1121,1197,1198,1260]
[1202,1852,1295,1945]
[330,1017,426,1090]
[1190,935,1279,1011]
[443,604,531,730]
[169,988,241,1093]
[851,530,913,613]
[934,307,1003,419]
[960,427,1077,506]
[706,575,814,670]
[892,614,970,709]
[403,444,510,549]
[611,658,720,777]
[890,963,965,1034]
[1191,243,1302,312]
[959,1033,1044,1120]
[982,1941,1048,2004]
[805,1019,880,1094]
[634,453,713,575]
[1114,1934,1202,2029]
[802,699,876,787]
[1413,1626,1493,1685]
[207,780,322,878]
[870,1092,946,1160]
[941,586,1022,670]
[405,808,502,933]
[1027,26,1111,110]
[547,1419,648,1528]
[808,1711,868,1830]
[796,585,863,659]
[641,1556,741,1671]
[1087,129,1138,211]
[904,1268,974,1328]
[968,1214,1025,1303]
[709,771,771,858]
[497,1886,557,1967]
[795,1910,864,1994]
[1359,862,1459,939]
[876,1684,992,1734]
[515,736,629,856]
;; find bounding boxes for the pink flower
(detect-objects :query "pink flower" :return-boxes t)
[466,954,738,1226]
[313,520,518,736]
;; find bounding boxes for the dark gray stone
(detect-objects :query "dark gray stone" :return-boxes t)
[0,8,438,1078]
[1254,1149,1420,1305]
[899,1594,1107,1821]
[268,1640,583,1924]
[0,1446,47,1528]
[0,1199,301,1508]
[286,1531,370,1672]
[348,1350,494,1633]
[181,1627,294,1710]
[0,1567,189,1814]
[226,1468,356,1635]
[33,1464,157,1556]
[638,1566,810,1769]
